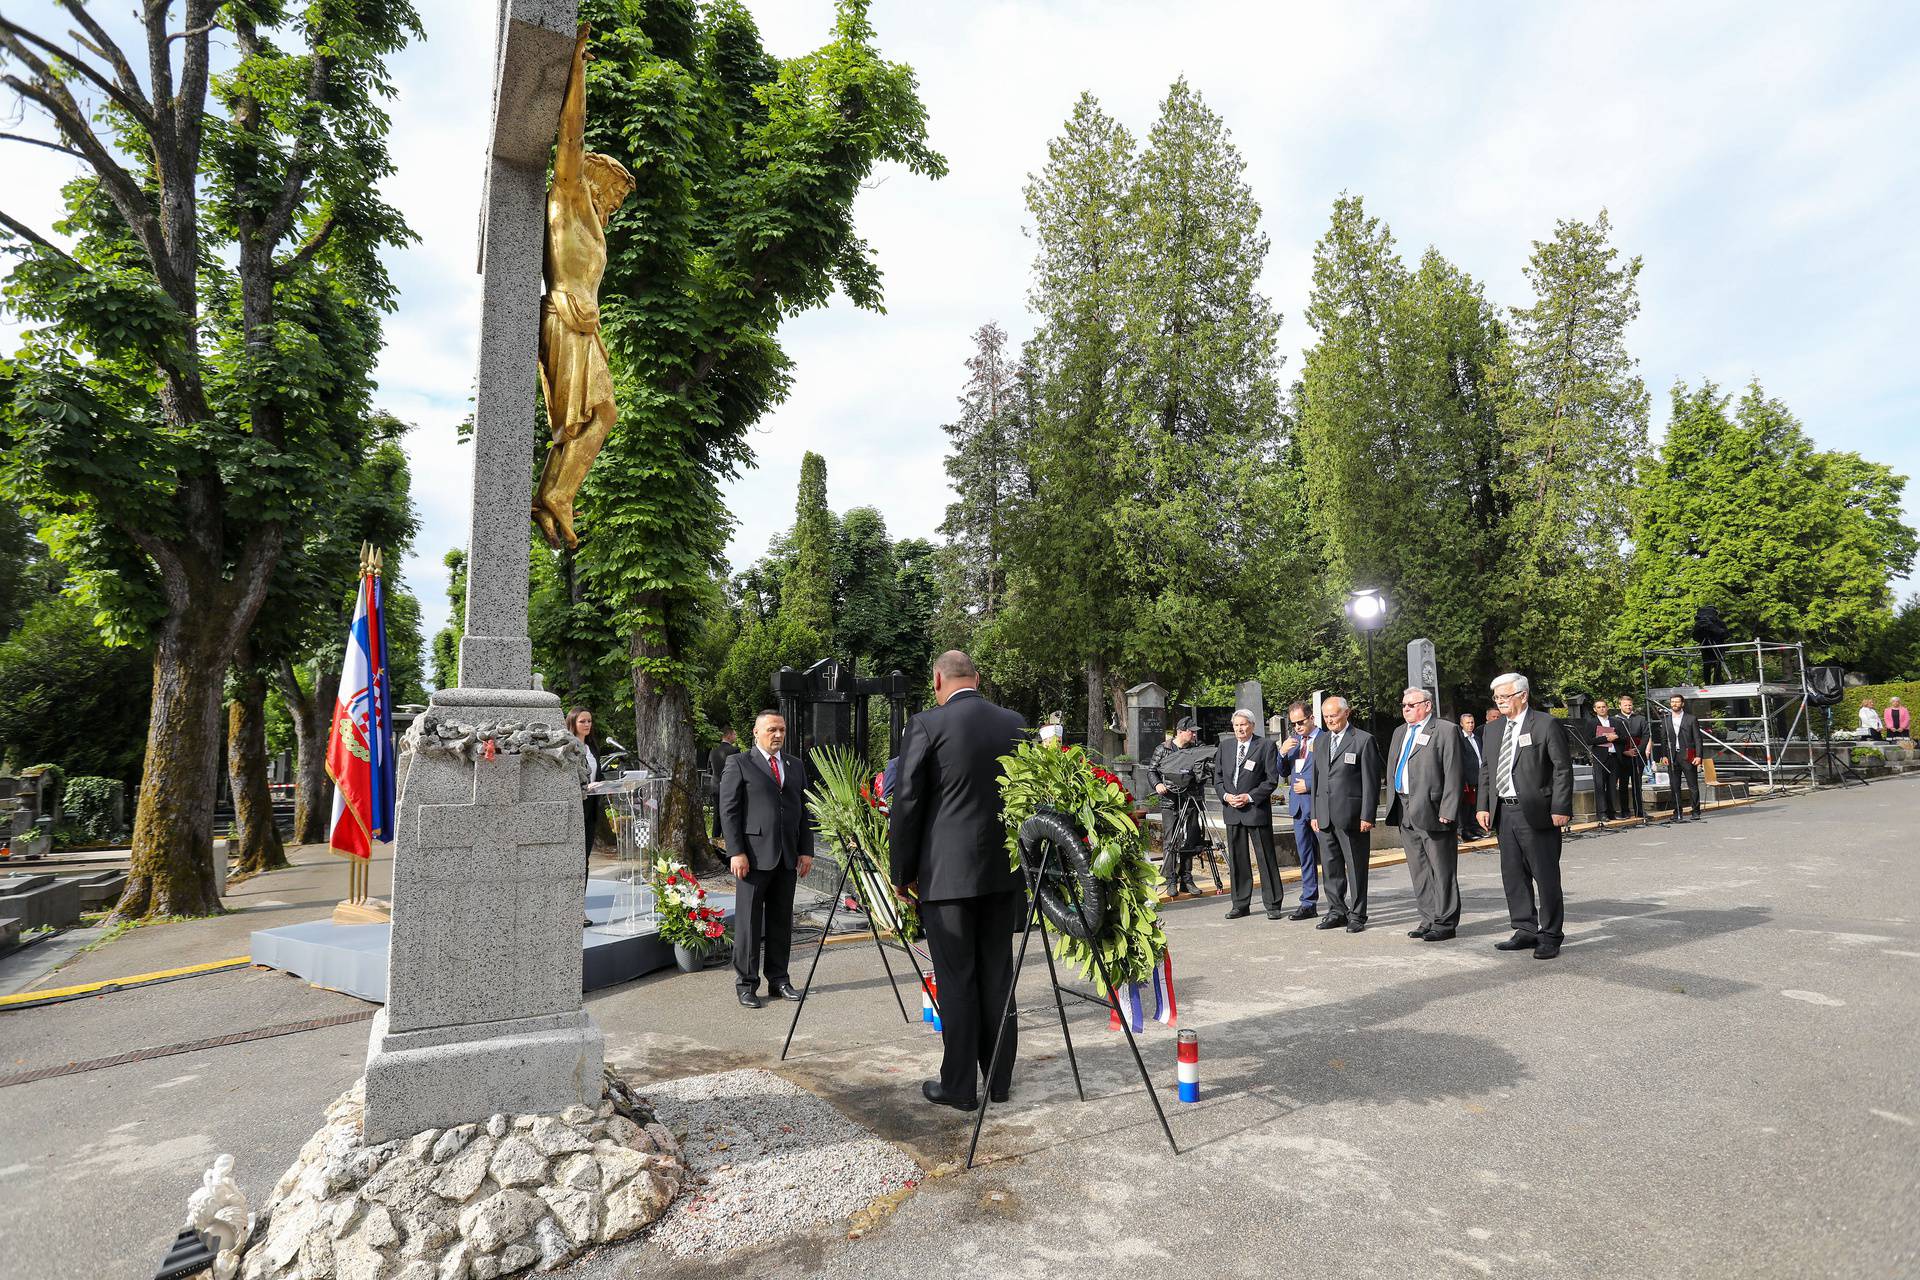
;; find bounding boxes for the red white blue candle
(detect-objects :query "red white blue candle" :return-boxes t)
[1176,1028,1199,1102]
[924,974,940,1032]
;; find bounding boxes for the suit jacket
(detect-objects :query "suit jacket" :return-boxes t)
[718,746,809,872]
[1384,716,1465,831]
[1310,724,1382,832]
[889,689,1026,902]
[1275,730,1319,820]
[708,740,740,782]
[1622,712,1649,759]
[1479,708,1574,832]
[1214,734,1278,827]
[1656,711,1703,762]
[1461,729,1485,780]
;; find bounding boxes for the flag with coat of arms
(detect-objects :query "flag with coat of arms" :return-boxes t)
[326,545,398,858]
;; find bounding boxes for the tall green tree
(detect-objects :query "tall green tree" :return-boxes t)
[1296,196,1509,709]
[1492,210,1649,693]
[0,1,417,916]
[1617,381,1916,668]
[939,321,1028,637]
[430,548,468,692]
[571,0,942,861]
[998,92,1136,753]
[783,451,836,638]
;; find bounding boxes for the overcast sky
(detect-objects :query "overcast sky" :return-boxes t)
[5,1,1917,653]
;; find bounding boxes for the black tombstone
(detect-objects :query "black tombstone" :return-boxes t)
[771,657,914,768]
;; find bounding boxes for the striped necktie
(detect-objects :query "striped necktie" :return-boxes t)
[1497,716,1519,797]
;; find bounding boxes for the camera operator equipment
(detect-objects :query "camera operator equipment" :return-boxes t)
[1149,717,1222,896]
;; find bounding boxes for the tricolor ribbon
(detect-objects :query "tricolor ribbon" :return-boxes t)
[1108,949,1177,1034]
[1107,982,1146,1033]
[1152,948,1177,1025]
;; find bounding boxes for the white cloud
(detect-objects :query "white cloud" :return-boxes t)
[5,0,1918,656]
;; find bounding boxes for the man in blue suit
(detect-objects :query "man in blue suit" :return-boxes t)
[1273,700,1322,921]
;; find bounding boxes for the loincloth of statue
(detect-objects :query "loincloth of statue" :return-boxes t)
[538,289,614,443]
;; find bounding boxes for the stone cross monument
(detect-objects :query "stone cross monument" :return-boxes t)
[362,0,603,1142]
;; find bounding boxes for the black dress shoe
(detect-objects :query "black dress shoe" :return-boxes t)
[1532,941,1562,960]
[1224,905,1250,920]
[1265,908,1285,920]
[1316,915,1349,930]
[989,1086,1010,1104]
[1407,926,1430,938]
[1422,929,1456,942]
[922,1080,977,1111]
[737,989,762,1008]
[1288,905,1318,921]
[772,982,804,1002]
[1494,934,1537,952]
[1345,920,1365,933]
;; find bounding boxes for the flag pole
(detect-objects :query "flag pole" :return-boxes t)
[332,543,394,926]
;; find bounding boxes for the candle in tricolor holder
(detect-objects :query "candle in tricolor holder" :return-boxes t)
[1176,1028,1199,1102]
[922,975,940,1032]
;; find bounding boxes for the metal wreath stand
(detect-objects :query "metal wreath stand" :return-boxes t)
[965,809,1179,1168]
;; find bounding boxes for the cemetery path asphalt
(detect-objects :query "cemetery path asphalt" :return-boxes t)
[1,781,1916,1279]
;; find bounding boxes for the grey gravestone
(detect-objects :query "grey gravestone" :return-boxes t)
[1233,678,1265,725]
[1123,682,1167,799]
[1407,638,1438,709]
[362,0,602,1143]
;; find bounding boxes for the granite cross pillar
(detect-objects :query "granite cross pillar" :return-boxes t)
[362,0,604,1142]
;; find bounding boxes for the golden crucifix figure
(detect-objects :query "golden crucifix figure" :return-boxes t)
[533,23,636,550]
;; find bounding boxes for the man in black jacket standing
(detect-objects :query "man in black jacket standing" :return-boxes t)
[1476,673,1574,960]
[1657,693,1705,822]
[1618,695,1649,819]
[890,650,1027,1111]
[1310,695,1383,933]
[708,725,740,839]
[1216,708,1284,920]
[719,711,812,1008]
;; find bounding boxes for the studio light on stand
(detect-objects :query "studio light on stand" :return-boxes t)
[1344,587,1389,741]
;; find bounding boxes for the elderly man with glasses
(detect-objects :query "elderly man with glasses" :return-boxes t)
[1384,687,1467,941]
[1310,695,1384,932]
[1475,673,1574,960]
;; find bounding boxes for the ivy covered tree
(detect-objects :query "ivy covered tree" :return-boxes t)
[568,0,942,861]
[1616,381,1916,667]
[0,0,418,916]
[783,451,836,639]
[430,548,468,692]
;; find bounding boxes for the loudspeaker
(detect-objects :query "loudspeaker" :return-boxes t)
[1807,666,1846,707]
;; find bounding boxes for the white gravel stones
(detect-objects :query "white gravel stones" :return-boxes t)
[236,1076,687,1280]
[638,1068,923,1258]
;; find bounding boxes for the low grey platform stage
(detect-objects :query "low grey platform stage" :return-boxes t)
[248,880,736,1003]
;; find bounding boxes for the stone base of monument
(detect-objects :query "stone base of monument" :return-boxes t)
[236,1071,687,1280]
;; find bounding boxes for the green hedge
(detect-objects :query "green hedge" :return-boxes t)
[63,776,124,843]
[1837,681,1920,735]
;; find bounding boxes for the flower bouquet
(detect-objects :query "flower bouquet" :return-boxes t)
[999,740,1167,991]
[652,855,729,970]
[805,745,922,942]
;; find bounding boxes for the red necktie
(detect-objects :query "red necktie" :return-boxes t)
[770,753,782,787]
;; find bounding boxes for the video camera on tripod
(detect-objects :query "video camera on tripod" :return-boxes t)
[1154,744,1223,894]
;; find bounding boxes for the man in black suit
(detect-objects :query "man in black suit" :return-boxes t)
[1215,708,1283,920]
[1457,712,1487,839]
[890,650,1026,1112]
[1618,695,1648,819]
[1656,693,1705,822]
[1476,673,1574,960]
[708,726,739,839]
[719,711,812,1008]
[1385,688,1465,941]
[1587,697,1624,824]
[1310,694,1383,933]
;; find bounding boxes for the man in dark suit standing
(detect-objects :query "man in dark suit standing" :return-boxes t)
[1457,712,1487,839]
[708,726,740,839]
[1618,695,1648,819]
[1274,702,1322,921]
[719,711,812,1008]
[1310,695,1383,933]
[890,650,1027,1112]
[1216,708,1283,921]
[1385,687,1465,941]
[1476,673,1574,960]
[1656,693,1705,822]
[1587,697,1624,824]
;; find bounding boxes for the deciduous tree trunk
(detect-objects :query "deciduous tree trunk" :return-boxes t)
[631,612,713,873]
[228,664,287,874]
[277,659,339,846]
[1084,657,1122,760]
[114,617,229,920]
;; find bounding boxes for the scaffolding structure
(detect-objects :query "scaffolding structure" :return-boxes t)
[1639,639,1813,790]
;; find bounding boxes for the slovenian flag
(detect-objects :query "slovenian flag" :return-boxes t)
[326,547,397,858]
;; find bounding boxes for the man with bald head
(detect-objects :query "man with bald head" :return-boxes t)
[890,650,1027,1112]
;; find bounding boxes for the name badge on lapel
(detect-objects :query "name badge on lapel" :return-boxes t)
[1414,731,1430,745]
[1343,752,1358,765]
[1517,734,1532,747]
[1241,757,1256,772]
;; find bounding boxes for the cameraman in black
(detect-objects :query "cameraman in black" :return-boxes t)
[1149,716,1208,896]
